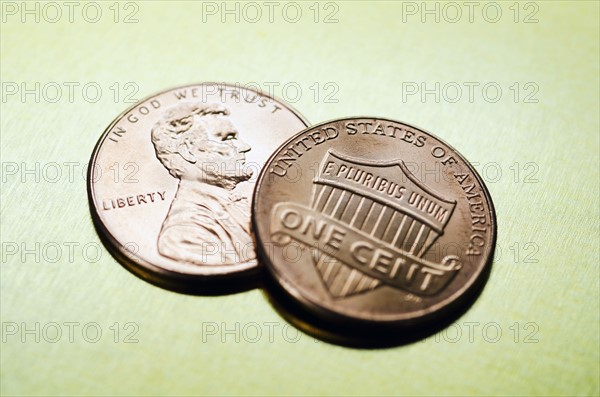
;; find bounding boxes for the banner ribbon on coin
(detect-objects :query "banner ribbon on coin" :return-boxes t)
[270,202,461,296]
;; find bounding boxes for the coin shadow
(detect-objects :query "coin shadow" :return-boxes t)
[125,265,262,296]
[259,261,493,349]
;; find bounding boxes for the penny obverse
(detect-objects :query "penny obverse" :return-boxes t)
[88,83,309,288]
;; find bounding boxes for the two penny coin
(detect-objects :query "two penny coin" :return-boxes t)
[89,84,496,333]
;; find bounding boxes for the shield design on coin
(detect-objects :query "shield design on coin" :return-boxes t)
[270,150,462,298]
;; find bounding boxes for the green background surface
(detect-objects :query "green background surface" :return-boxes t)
[1,1,599,396]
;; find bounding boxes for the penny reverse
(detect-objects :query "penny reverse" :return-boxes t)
[253,117,496,327]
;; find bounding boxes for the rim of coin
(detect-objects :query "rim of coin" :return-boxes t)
[87,82,309,291]
[253,117,496,327]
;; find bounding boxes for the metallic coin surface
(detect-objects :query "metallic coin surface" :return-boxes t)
[88,83,309,287]
[253,118,496,327]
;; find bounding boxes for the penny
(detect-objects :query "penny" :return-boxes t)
[253,118,496,327]
[88,83,309,289]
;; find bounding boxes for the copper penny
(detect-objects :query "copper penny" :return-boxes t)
[88,83,308,289]
[253,117,496,327]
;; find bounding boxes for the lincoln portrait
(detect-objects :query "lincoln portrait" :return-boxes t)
[151,103,255,265]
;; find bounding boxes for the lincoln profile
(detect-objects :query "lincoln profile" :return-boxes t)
[150,103,255,265]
